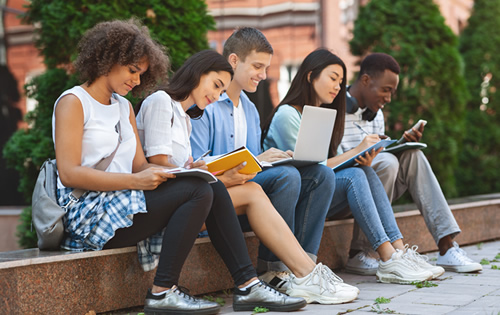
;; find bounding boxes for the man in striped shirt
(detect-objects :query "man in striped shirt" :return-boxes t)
[341,53,481,275]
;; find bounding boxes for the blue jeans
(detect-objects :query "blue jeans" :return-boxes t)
[327,166,403,251]
[246,164,335,272]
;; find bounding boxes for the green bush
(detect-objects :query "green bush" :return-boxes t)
[350,0,468,197]
[25,0,215,71]
[3,0,215,248]
[457,0,500,196]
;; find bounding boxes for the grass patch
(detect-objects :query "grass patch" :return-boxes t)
[495,253,500,260]
[411,280,438,288]
[252,306,269,314]
[476,242,484,250]
[375,297,391,304]
[203,295,225,306]
[491,265,499,270]
[480,258,490,265]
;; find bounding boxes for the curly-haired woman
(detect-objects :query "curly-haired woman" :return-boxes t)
[52,19,306,314]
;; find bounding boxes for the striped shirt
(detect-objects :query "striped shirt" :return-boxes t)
[340,102,385,153]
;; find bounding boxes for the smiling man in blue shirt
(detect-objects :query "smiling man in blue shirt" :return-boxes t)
[190,27,336,291]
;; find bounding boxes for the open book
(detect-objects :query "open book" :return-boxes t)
[332,139,396,171]
[164,167,217,183]
[206,146,263,175]
[384,142,427,154]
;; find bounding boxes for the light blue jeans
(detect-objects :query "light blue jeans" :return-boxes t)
[327,166,403,251]
[244,164,335,272]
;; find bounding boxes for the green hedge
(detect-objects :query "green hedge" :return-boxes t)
[457,0,500,196]
[350,0,468,198]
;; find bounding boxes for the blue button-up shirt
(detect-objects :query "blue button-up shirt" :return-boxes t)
[190,91,263,159]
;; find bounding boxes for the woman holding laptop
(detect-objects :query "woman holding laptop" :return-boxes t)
[262,49,441,285]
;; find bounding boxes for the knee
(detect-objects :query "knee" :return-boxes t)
[244,181,267,197]
[272,166,301,192]
[188,178,214,205]
[374,154,399,177]
[340,167,367,187]
[306,164,336,190]
[401,149,427,162]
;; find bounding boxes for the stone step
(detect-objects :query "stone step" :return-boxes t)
[1,197,499,314]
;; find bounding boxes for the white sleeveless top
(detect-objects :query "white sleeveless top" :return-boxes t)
[52,86,137,189]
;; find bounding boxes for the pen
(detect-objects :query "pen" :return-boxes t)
[353,122,391,140]
[193,150,212,163]
[353,122,369,135]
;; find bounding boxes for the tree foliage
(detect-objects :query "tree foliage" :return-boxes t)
[457,0,500,196]
[24,0,215,71]
[350,0,468,197]
[3,0,215,248]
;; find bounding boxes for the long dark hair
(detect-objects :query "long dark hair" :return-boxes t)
[136,49,233,118]
[262,49,347,158]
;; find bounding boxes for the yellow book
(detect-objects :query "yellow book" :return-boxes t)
[206,146,263,175]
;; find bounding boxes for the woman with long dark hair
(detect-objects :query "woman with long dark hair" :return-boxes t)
[263,49,441,285]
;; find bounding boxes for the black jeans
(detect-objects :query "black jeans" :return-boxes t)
[104,178,256,288]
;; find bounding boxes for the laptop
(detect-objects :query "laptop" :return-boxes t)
[272,105,337,167]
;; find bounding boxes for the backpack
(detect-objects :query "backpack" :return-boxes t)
[31,159,67,250]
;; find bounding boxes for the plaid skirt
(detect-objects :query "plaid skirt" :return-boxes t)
[57,187,147,251]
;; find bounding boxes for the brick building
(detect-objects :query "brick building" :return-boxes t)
[1,0,474,117]
[206,0,474,110]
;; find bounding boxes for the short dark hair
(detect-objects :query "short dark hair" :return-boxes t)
[262,49,347,158]
[75,18,169,97]
[358,53,400,80]
[222,27,273,61]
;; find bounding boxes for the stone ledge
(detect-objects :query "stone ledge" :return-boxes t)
[1,198,500,314]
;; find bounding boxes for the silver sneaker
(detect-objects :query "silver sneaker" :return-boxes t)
[233,280,307,312]
[144,286,220,315]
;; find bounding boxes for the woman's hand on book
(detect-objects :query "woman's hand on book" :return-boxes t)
[358,134,381,151]
[355,147,383,167]
[184,156,208,170]
[133,167,175,190]
[217,162,256,188]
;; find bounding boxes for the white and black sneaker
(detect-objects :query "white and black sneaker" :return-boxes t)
[259,270,291,293]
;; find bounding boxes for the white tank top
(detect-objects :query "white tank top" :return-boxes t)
[52,86,137,189]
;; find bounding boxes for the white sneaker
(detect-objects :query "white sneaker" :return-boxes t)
[259,270,291,293]
[405,244,445,279]
[286,263,359,304]
[376,249,434,284]
[345,251,379,276]
[436,242,483,273]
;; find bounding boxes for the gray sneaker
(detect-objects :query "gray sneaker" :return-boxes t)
[144,286,220,315]
[233,280,307,312]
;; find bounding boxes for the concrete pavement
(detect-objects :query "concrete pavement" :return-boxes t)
[214,240,500,315]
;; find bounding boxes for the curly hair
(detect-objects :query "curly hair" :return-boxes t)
[75,18,169,96]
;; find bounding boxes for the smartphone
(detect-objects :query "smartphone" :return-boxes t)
[398,119,427,144]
